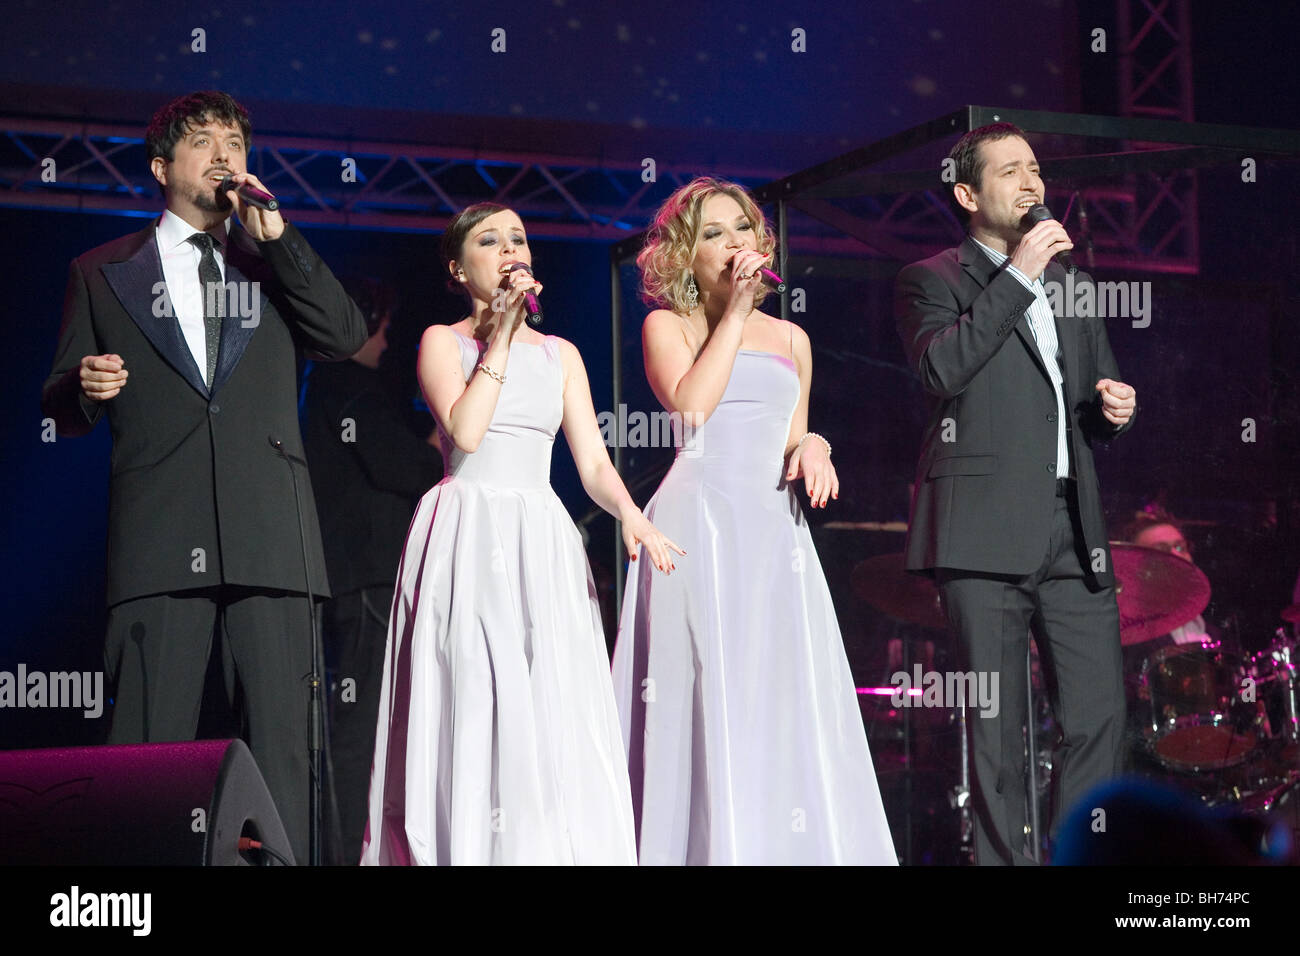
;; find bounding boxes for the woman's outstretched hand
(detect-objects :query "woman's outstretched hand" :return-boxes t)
[786,438,839,509]
[620,508,686,574]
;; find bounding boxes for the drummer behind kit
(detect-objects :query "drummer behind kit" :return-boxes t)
[1118,514,1300,862]
[848,514,1300,864]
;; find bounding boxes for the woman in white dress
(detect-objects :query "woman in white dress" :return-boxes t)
[362,203,682,865]
[612,178,898,865]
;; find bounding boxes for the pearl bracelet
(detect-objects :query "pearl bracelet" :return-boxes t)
[798,431,831,457]
[476,362,505,385]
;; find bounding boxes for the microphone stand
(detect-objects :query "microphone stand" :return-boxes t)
[271,436,323,866]
[1026,644,1042,863]
[1076,192,1097,271]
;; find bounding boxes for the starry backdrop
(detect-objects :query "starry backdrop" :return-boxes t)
[3,0,1072,159]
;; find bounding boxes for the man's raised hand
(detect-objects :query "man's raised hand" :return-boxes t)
[1008,218,1073,282]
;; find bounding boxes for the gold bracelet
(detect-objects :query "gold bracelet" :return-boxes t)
[797,431,831,457]
[476,362,505,385]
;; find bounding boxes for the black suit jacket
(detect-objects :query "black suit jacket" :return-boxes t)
[894,236,1135,587]
[42,218,369,606]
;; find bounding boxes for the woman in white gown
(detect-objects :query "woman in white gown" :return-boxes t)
[612,178,898,865]
[362,203,682,865]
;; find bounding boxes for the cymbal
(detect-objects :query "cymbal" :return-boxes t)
[850,552,947,630]
[1111,543,1212,646]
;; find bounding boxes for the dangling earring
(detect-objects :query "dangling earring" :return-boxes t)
[686,274,699,310]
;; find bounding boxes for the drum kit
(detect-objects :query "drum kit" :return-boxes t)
[850,541,1300,864]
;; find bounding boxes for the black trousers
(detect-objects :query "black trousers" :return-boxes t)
[936,487,1125,866]
[321,584,392,865]
[104,587,311,864]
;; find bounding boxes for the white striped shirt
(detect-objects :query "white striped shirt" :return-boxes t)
[971,236,1070,477]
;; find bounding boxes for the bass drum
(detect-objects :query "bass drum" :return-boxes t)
[1140,642,1264,772]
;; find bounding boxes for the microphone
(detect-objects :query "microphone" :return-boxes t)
[730,254,787,293]
[758,266,787,293]
[1020,203,1076,275]
[219,175,280,212]
[507,262,544,328]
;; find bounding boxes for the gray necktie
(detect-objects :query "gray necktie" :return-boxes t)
[187,232,223,387]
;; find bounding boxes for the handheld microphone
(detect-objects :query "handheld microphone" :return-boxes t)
[758,267,787,293]
[507,263,544,328]
[1020,203,1076,275]
[730,254,786,293]
[219,175,280,212]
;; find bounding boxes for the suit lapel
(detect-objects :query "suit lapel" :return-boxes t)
[210,226,268,395]
[958,235,1050,382]
[101,221,209,398]
[1045,262,1081,405]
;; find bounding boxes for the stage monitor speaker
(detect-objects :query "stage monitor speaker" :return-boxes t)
[0,739,295,865]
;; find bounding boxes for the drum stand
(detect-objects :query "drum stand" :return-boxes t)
[897,622,917,865]
[951,697,975,864]
[891,624,976,864]
[1273,630,1300,747]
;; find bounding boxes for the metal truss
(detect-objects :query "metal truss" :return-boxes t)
[611,106,1300,279]
[1113,0,1198,271]
[1119,0,1194,122]
[0,116,777,240]
[743,105,1298,280]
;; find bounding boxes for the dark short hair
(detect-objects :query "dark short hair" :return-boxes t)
[1114,509,1193,556]
[440,202,511,296]
[944,122,1028,224]
[146,91,252,195]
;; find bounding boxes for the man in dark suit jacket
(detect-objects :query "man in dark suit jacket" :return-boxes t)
[41,91,368,864]
[895,123,1137,865]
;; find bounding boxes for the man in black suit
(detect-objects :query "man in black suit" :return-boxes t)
[41,91,368,864]
[895,123,1137,865]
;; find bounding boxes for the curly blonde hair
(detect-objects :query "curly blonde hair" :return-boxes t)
[637,177,776,314]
